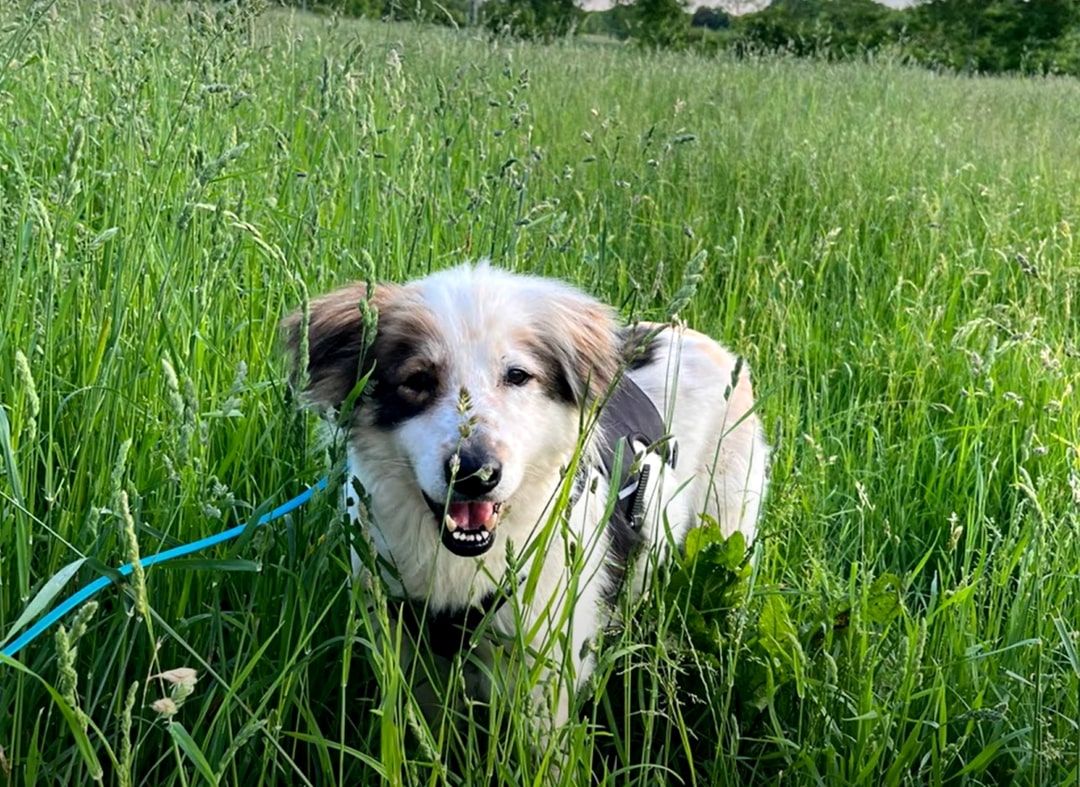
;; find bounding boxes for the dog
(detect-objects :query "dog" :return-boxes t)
[282,262,769,732]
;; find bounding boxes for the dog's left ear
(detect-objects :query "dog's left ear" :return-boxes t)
[280,283,401,412]
[535,290,620,407]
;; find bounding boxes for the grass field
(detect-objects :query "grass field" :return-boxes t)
[1,1,1079,784]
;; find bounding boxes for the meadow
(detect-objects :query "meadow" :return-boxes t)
[1,1,1079,784]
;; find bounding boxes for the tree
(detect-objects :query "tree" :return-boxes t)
[633,0,690,49]
[691,6,731,31]
[580,4,637,40]
[732,0,902,59]
[907,0,1080,73]
[482,0,583,41]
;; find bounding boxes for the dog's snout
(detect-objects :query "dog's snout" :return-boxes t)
[446,447,502,498]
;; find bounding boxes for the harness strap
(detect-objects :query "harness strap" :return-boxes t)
[591,375,678,533]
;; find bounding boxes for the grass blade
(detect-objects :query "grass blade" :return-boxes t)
[0,654,104,780]
[166,722,218,786]
[0,557,87,649]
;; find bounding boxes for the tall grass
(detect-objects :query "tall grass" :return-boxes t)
[0,1,1078,784]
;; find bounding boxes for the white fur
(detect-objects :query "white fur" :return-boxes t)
[291,264,769,732]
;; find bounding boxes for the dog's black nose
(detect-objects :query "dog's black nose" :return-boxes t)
[446,448,502,498]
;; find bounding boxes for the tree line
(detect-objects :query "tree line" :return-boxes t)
[306,0,1080,76]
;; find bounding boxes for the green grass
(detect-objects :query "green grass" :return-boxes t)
[1,1,1079,784]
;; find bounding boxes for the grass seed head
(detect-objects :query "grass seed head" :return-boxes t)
[154,667,199,702]
[120,490,150,621]
[14,349,38,443]
[119,681,139,787]
[150,697,178,719]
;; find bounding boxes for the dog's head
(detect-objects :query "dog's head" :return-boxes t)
[282,263,619,558]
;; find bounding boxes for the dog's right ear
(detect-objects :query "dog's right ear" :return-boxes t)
[281,283,401,412]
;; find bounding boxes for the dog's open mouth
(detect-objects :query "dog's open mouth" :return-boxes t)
[423,494,503,557]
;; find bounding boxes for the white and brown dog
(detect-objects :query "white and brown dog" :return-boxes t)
[283,263,768,728]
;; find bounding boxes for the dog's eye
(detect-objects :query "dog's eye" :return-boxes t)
[505,367,533,387]
[400,371,437,398]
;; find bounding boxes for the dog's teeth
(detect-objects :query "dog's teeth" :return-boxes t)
[493,502,501,514]
[444,515,457,532]
[450,529,491,544]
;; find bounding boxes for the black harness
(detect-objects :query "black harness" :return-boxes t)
[590,374,679,534]
[398,375,676,658]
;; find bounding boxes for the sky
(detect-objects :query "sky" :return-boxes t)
[581,0,917,13]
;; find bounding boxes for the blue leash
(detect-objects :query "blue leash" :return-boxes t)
[0,477,329,661]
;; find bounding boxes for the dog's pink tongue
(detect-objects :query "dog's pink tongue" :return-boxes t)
[449,501,496,531]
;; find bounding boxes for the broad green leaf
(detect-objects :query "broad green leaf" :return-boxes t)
[1,557,87,647]
[867,572,903,625]
[758,594,798,667]
[712,530,746,571]
[684,523,723,562]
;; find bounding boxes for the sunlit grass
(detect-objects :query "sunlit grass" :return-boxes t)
[0,1,1078,784]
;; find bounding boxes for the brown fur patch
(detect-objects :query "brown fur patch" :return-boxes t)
[281,283,407,410]
[567,303,620,400]
[364,296,447,426]
[527,295,619,405]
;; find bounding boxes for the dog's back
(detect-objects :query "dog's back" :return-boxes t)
[625,323,768,550]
